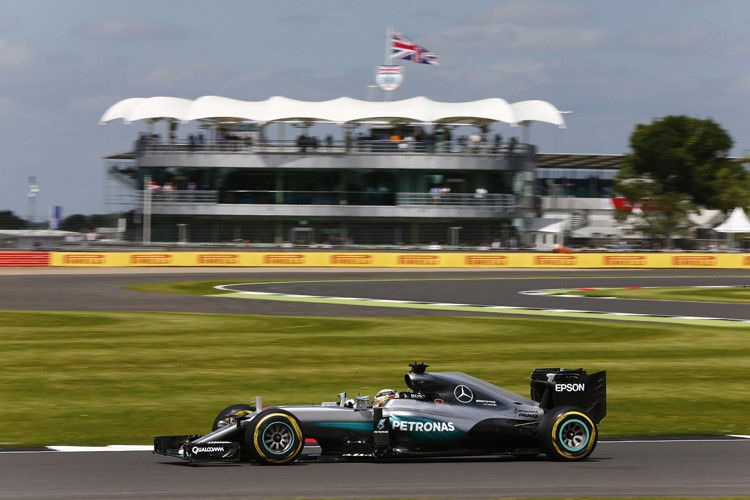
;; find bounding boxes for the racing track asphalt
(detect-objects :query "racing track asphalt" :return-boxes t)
[1,268,750,320]
[1,439,749,498]
[2,268,750,498]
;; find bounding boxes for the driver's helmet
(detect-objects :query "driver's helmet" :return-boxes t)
[373,388,397,407]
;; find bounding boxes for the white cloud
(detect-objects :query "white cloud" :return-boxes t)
[0,17,23,33]
[727,74,750,94]
[438,23,605,52]
[76,17,188,41]
[143,64,215,87]
[435,0,605,53]
[0,36,34,67]
[466,0,591,24]
[624,24,750,58]
[273,13,324,26]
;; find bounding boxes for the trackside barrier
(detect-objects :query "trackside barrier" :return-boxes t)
[0,251,50,267]
[48,252,750,269]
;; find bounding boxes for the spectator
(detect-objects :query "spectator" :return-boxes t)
[508,136,518,153]
[469,133,481,153]
[457,135,467,152]
[429,186,442,203]
[493,133,502,153]
[474,187,488,204]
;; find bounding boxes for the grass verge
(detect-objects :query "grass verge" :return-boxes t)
[554,286,750,303]
[1,310,748,446]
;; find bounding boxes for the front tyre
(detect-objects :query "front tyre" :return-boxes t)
[247,409,304,465]
[539,406,598,461]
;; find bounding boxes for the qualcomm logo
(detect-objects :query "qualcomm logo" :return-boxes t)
[191,446,224,454]
[453,385,474,403]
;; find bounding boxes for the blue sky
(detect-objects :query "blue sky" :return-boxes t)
[1,0,749,216]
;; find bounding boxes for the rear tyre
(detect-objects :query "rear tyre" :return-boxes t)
[212,404,256,431]
[539,406,597,461]
[247,409,304,465]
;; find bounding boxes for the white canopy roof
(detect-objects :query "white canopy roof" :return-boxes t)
[713,207,750,233]
[100,95,566,127]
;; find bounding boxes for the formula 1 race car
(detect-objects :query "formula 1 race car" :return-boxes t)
[154,363,606,464]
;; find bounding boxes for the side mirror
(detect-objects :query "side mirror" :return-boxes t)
[355,395,369,411]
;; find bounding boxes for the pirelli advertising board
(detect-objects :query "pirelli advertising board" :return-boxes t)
[49,252,750,268]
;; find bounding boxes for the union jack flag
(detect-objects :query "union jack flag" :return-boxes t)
[390,29,440,65]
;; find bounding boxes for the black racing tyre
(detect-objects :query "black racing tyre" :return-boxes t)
[246,409,304,465]
[538,406,598,461]
[212,404,256,431]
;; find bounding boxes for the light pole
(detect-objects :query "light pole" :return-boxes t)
[27,176,39,228]
[143,174,152,245]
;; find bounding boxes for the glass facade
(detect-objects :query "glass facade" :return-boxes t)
[535,168,618,198]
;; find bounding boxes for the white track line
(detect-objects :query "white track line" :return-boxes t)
[216,283,750,324]
[48,445,153,452]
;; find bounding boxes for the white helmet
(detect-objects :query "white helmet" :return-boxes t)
[373,388,397,407]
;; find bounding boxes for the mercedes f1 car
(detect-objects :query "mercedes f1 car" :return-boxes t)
[154,363,606,464]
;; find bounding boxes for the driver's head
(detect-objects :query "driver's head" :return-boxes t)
[373,388,397,407]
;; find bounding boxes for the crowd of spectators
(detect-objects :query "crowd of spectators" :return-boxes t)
[134,128,522,156]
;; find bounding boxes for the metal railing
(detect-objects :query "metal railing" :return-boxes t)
[396,192,516,209]
[128,190,516,209]
[135,139,532,156]
[136,190,219,204]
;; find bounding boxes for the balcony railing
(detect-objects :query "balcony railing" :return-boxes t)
[140,190,219,203]
[396,192,516,209]
[130,190,515,209]
[135,138,532,156]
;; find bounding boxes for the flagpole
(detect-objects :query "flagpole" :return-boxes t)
[383,26,394,101]
[384,26,391,65]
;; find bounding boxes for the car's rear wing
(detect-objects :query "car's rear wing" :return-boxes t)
[529,368,606,424]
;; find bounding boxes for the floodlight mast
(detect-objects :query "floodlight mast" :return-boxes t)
[27,176,39,229]
[143,174,152,245]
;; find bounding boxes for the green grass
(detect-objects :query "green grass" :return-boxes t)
[126,280,241,295]
[1,310,749,447]
[556,286,750,303]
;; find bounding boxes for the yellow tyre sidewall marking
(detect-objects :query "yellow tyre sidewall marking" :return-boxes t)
[252,412,304,464]
[550,411,596,459]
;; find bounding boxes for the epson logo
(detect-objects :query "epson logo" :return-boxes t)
[392,420,455,432]
[555,383,585,392]
[191,446,224,454]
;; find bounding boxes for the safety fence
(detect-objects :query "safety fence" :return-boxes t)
[2,251,748,268]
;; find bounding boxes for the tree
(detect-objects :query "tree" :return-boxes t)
[61,214,89,232]
[711,165,750,211]
[0,210,27,229]
[615,177,695,246]
[61,213,119,232]
[616,116,750,243]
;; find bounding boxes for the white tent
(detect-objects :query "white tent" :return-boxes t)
[525,218,566,249]
[713,207,750,233]
[713,207,750,249]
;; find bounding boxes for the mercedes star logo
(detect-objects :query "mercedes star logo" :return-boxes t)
[453,385,474,403]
